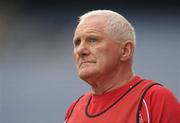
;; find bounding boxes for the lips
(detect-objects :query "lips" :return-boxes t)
[79,61,96,68]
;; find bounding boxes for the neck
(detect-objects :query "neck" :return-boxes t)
[91,71,135,95]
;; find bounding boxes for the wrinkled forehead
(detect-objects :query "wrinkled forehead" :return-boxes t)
[75,16,107,34]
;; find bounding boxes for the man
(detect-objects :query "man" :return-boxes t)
[64,10,180,123]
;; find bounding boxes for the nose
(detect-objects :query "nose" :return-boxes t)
[74,41,90,57]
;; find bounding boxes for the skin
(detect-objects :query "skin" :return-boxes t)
[73,16,134,95]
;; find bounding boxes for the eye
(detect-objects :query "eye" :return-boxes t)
[73,38,81,47]
[90,38,96,42]
[88,37,97,44]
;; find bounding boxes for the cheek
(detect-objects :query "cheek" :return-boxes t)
[98,48,119,66]
[96,51,111,67]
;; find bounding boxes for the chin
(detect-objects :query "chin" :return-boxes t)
[79,71,97,81]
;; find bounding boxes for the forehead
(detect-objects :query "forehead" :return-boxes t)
[74,16,107,36]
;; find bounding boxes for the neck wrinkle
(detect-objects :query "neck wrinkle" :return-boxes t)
[91,72,135,95]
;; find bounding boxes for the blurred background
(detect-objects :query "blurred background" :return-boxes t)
[0,0,179,123]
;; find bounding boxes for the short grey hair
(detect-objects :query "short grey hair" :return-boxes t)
[79,10,136,46]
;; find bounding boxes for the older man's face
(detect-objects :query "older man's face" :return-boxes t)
[73,17,122,84]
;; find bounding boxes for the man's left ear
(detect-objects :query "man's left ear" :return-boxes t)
[120,40,134,61]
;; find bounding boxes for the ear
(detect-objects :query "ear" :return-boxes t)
[120,40,134,61]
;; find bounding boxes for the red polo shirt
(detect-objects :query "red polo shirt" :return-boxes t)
[65,76,180,123]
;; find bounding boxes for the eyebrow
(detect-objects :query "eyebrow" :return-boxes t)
[73,30,103,43]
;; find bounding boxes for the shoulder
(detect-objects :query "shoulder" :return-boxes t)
[144,82,180,122]
[64,92,91,120]
[145,83,179,103]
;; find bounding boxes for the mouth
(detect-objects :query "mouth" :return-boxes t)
[79,61,96,68]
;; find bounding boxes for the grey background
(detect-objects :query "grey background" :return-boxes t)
[0,1,179,123]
